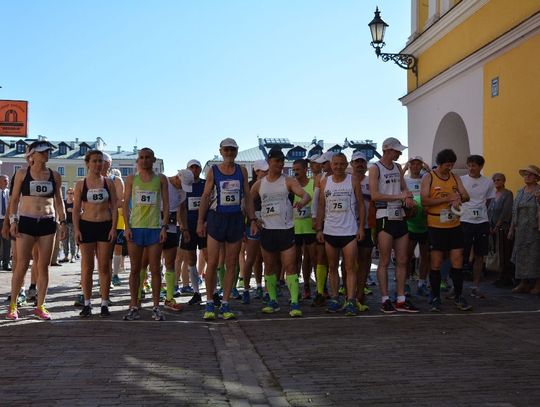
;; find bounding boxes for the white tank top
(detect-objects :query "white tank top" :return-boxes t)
[373,161,404,220]
[323,174,358,236]
[259,175,293,230]
[360,175,370,226]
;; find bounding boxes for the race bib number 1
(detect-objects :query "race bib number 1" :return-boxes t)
[135,190,157,206]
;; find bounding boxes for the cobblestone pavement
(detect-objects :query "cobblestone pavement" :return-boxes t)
[1,259,539,406]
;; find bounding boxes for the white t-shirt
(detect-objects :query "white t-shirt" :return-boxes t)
[460,174,496,224]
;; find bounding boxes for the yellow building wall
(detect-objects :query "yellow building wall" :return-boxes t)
[483,33,540,193]
[409,0,540,91]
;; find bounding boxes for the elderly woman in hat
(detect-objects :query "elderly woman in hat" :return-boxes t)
[6,141,66,320]
[508,165,540,294]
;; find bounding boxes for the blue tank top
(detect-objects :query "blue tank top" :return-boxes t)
[186,179,206,229]
[210,164,243,214]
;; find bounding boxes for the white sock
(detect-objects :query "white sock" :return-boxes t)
[101,299,108,307]
[113,255,122,276]
[397,295,406,303]
[418,279,425,287]
[381,295,389,303]
[84,299,91,306]
[189,266,199,293]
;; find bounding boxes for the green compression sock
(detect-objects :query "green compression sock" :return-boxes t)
[138,268,148,300]
[315,264,327,295]
[286,274,300,305]
[265,274,278,301]
[165,270,175,301]
[217,265,225,289]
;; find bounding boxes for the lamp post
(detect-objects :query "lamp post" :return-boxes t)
[368,7,418,81]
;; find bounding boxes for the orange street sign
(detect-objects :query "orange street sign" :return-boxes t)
[0,100,28,137]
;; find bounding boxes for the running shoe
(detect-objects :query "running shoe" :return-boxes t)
[100,306,111,318]
[344,300,357,316]
[16,291,27,307]
[380,299,397,314]
[152,306,165,321]
[395,299,420,313]
[254,287,264,299]
[455,296,473,311]
[338,285,346,296]
[34,305,51,320]
[197,276,203,285]
[143,282,152,294]
[470,288,485,299]
[231,287,242,300]
[311,293,326,307]
[326,299,340,313]
[440,280,449,292]
[219,303,236,320]
[112,275,121,286]
[180,286,194,295]
[27,287,37,302]
[430,297,442,312]
[363,287,373,296]
[416,284,429,297]
[159,288,166,301]
[173,285,182,298]
[262,300,280,314]
[79,305,92,318]
[237,278,244,289]
[289,302,302,317]
[164,299,184,312]
[356,301,370,312]
[123,307,141,321]
[203,303,216,321]
[241,290,250,305]
[188,292,202,305]
[6,304,18,321]
[74,293,84,307]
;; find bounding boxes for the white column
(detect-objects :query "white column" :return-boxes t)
[440,0,452,14]
[407,0,419,43]
[425,0,440,28]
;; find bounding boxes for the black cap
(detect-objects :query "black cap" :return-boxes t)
[267,147,285,160]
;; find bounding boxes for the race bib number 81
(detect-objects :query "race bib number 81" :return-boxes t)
[135,190,157,206]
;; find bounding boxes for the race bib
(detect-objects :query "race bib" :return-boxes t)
[440,209,455,223]
[466,206,486,220]
[30,181,53,197]
[294,205,311,219]
[328,197,348,212]
[262,199,281,217]
[219,180,240,206]
[87,188,108,203]
[188,197,201,211]
[135,190,157,206]
[387,207,403,220]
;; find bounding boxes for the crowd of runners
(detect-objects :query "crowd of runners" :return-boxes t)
[2,137,540,321]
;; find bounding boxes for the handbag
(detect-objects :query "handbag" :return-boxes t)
[485,234,500,271]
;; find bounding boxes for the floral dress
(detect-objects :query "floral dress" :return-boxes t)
[511,186,540,279]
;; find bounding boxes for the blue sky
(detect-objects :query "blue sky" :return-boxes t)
[1,0,411,175]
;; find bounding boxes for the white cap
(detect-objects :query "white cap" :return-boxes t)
[220,138,239,148]
[102,152,112,163]
[408,155,423,163]
[177,169,194,192]
[253,159,269,172]
[187,159,201,168]
[306,153,321,162]
[314,151,335,164]
[25,141,52,157]
[382,137,407,151]
[351,151,367,162]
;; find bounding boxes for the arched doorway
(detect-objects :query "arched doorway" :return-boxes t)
[432,112,470,173]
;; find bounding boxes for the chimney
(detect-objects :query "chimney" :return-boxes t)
[75,137,79,144]
[133,146,137,153]
[317,139,324,148]
[117,146,121,153]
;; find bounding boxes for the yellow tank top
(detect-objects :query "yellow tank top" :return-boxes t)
[426,171,460,229]
[116,208,125,230]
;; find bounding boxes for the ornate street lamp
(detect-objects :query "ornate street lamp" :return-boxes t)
[368,7,417,78]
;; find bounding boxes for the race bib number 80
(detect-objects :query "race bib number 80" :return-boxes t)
[30,181,53,197]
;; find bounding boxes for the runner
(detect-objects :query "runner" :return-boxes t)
[162,169,194,312]
[403,156,431,297]
[241,159,268,304]
[123,148,169,321]
[197,138,257,320]
[460,155,495,298]
[316,153,364,315]
[250,147,311,317]
[6,140,67,321]
[72,150,118,318]
[180,159,208,306]
[292,158,316,300]
[369,137,419,313]
[420,148,472,312]
[350,151,372,312]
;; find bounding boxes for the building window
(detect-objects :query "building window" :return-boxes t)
[120,167,132,177]
[0,144,4,154]
[77,167,85,177]
[16,143,26,154]
[80,145,88,156]
[58,166,65,176]
[59,145,67,155]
